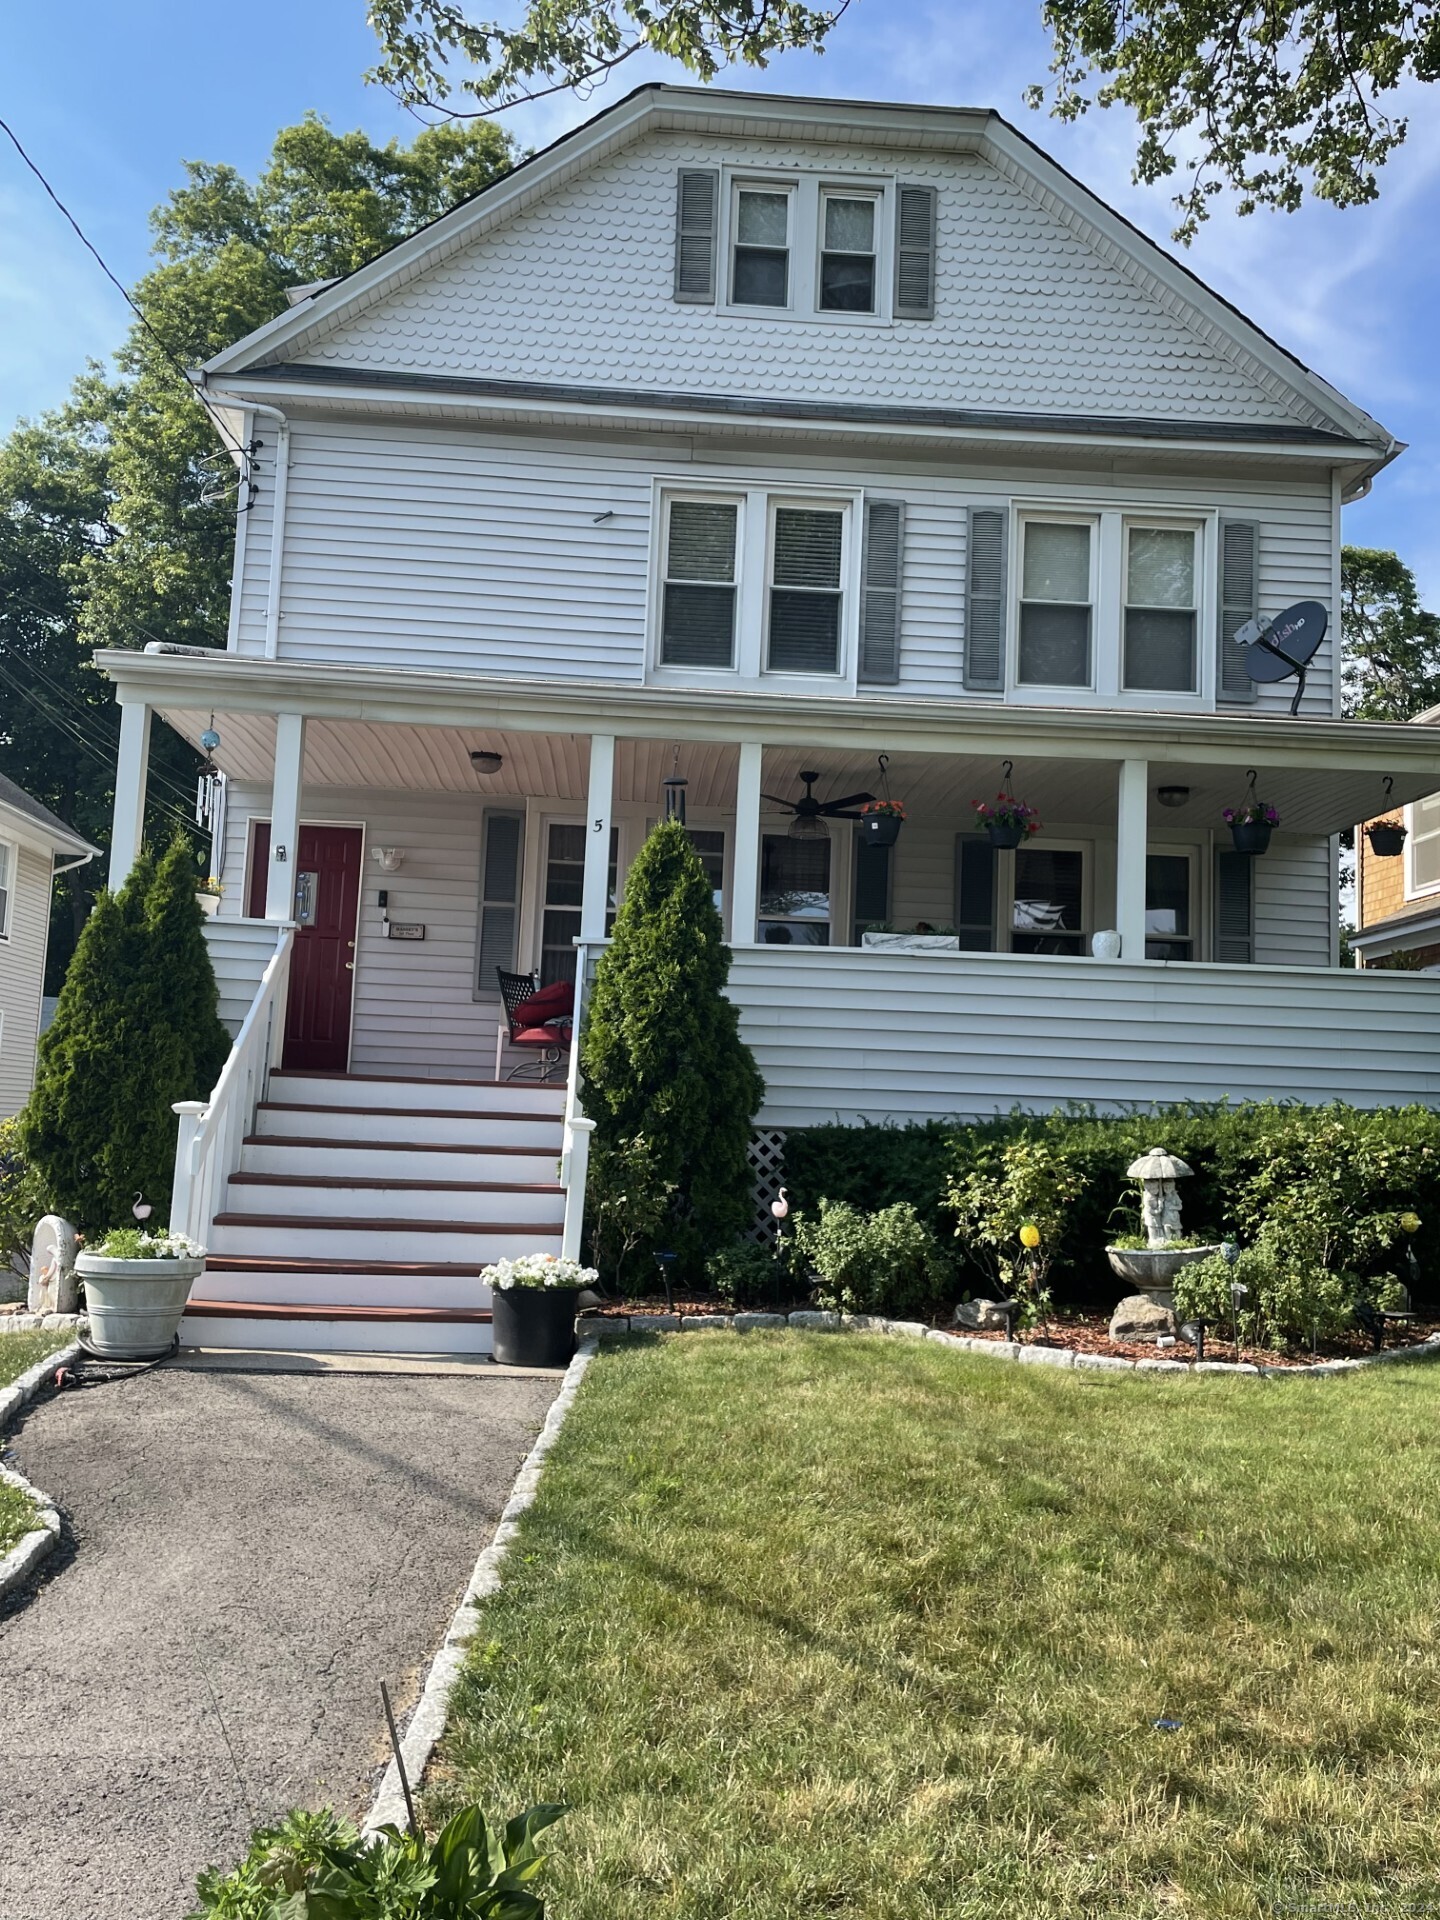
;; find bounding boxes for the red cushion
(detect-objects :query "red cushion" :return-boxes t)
[513,981,574,1022]
[514,1024,570,1047]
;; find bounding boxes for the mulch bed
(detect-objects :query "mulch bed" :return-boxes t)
[594,1296,1440,1368]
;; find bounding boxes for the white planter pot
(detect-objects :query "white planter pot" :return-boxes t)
[74,1253,205,1359]
[860,933,961,955]
[196,893,220,916]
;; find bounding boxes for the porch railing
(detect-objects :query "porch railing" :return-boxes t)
[170,927,294,1246]
[560,940,596,1260]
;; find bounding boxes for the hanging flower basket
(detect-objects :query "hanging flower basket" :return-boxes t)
[1366,818,1407,859]
[974,793,1041,851]
[1223,797,1279,857]
[859,798,906,848]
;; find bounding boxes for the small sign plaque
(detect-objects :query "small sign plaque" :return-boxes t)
[386,921,425,940]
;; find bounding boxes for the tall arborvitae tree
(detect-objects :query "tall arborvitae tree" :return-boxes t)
[580,820,764,1278]
[21,836,229,1230]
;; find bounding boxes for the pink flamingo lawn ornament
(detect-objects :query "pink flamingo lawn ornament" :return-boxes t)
[771,1187,789,1227]
[132,1193,152,1222]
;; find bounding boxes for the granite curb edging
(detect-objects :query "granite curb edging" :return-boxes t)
[579,1310,1440,1377]
[363,1338,599,1835]
[0,1338,83,1599]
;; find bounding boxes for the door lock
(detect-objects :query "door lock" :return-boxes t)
[345,961,356,970]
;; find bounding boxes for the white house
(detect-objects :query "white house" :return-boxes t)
[0,773,97,1120]
[94,85,1440,1352]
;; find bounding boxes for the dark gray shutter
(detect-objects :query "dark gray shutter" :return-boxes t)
[858,497,904,685]
[476,809,524,993]
[894,184,937,319]
[963,505,1008,690]
[852,834,892,942]
[1214,850,1254,963]
[954,835,997,950]
[1218,519,1259,705]
[674,168,719,303]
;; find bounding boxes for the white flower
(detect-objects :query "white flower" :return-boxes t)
[481,1254,599,1291]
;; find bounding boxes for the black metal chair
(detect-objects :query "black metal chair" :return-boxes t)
[495,968,574,1082]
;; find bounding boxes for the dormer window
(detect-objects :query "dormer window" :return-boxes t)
[731,187,791,308]
[819,193,877,312]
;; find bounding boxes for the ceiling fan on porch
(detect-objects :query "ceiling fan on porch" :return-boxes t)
[762,770,874,839]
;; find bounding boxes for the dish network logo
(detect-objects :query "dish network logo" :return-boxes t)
[1268,609,1313,649]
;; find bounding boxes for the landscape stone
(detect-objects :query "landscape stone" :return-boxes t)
[1108,1294,1177,1343]
[952,1298,1014,1331]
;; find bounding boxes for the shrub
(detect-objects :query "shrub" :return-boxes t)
[0,1117,49,1277]
[187,1800,564,1917]
[791,1199,953,1319]
[781,1118,957,1239]
[949,1135,1088,1326]
[581,822,764,1280]
[584,1134,677,1292]
[706,1238,786,1308]
[1173,1236,1404,1350]
[21,834,231,1231]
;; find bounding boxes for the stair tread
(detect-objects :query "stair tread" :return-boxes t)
[258,1102,562,1125]
[184,1301,494,1323]
[204,1255,495,1275]
[243,1134,553,1155]
[271,1070,559,1093]
[212,1213,561,1232]
[228,1167,560,1182]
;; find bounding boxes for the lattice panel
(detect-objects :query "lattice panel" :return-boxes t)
[746,1129,789,1243]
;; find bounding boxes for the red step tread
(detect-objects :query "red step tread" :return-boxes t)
[257,1102,562,1126]
[212,1213,562,1233]
[204,1255,488,1275]
[271,1070,560,1093]
[228,1173,563,1195]
[184,1301,494,1323]
[243,1134,553,1156]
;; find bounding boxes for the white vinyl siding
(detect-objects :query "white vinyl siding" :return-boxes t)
[1254,836,1334,967]
[0,842,52,1118]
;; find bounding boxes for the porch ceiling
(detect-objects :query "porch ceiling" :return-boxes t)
[160,706,1417,837]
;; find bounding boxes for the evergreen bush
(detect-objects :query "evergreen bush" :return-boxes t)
[580,820,764,1282]
[21,835,231,1231]
[791,1198,954,1319]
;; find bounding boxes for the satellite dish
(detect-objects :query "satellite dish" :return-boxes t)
[1240,600,1327,716]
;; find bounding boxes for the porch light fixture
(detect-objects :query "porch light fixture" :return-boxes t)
[662,746,688,824]
[372,847,405,873]
[788,809,829,841]
[470,749,503,775]
[1156,786,1190,809]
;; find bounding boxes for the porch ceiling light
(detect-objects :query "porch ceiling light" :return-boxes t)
[470,749,504,775]
[788,809,829,841]
[372,847,405,872]
[1156,786,1190,809]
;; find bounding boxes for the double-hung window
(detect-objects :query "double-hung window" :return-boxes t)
[661,498,739,668]
[1018,520,1093,688]
[1124,526,1199,692]
[0,839,11,939]
[1407,793,1440,897]
[731,186,791,307]
[767,505,845,674]
[819,192,877,312]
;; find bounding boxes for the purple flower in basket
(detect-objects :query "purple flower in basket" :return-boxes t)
[1222,801,1280,828]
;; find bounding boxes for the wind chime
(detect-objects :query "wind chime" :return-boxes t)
[195,713,227,874]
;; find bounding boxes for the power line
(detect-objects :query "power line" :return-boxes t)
[0,646,205,810]
[0,112,247,464]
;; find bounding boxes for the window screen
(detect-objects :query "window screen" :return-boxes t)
[768,507,844,673]
[1018,522,1092,687]
[662,500,738,668]
[1124,527,1198,692]
[820,194,876,312]
[732,189,789,306]
[1411,793,1440,892]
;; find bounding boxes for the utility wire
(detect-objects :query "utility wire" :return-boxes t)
[0,112,247,463]
[0,649,204,811]
[1,585,224,656]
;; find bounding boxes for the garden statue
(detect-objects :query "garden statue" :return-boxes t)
[28,1215,78,1315]
[1130,1147,1191,1246]
[1105,1146,1221,1325]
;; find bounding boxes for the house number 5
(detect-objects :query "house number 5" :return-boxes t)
[593,817,605,832]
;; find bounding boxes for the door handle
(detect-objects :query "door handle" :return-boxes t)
[345,961,355,970]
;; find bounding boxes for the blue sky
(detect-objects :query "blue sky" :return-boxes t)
[5,2,1439,598]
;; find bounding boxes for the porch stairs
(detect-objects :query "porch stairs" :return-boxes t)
[182,1071,566,1354]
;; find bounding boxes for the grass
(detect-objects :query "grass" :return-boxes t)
[430,1332,1440,1919]
[0,1327,70,1391]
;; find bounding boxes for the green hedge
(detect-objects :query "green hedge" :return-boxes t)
[781,1104,1440,1313]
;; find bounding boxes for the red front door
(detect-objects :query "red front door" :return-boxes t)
[248,823,363,1071]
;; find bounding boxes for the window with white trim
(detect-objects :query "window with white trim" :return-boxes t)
[1407,794,1440,897]
[661,497,740,668]
[1018,519,1094,688]
[1124,525,1198,693]
[731,185,791,308]
[767,504,845,674]
[0,839,12,940]
[818,191,877,312]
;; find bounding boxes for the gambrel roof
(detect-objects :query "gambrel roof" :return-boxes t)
[203,86,1397,467]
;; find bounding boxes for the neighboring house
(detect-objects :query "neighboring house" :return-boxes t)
[0,773,97,1119]
[93,85,1440,1352]
[1353,713,1440,968]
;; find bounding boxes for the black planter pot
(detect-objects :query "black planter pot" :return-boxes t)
[861,812,903,848]
[984,819,1026,851]
[1366,823,1408,859]
[1230,820,1272,856]
[491,1286,580,1367]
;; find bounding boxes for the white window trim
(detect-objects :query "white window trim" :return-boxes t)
[1121,519,1204,698]
[1404,799,1440,901]
[763,494,854,679]
[657,490,744,673]
[1007,504,1216,710]
[647,478,862,694]
[816,186,882,318]
[718,168,895,325]
[1004,836,1093,954]
[1014,511,1100,696]
[1144,841,1202,960]
[0,836,14,940]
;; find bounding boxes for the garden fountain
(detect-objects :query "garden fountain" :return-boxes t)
[1105,1148,1223,1310]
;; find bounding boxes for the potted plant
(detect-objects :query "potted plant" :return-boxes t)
[973,792,1041,851]
[75,1226,205,1359]
[858,797,906,848]
[1223,797,1280,855]
[484,1252,597,1367]
[196,875,222,916]
[1366,817,1408,858]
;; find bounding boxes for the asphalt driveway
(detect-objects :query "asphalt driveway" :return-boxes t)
[0,1359,559,1920]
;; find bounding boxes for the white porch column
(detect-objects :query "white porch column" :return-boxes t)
[580,733,615,942]
[1115,757,1149,960]
[264,713,307,921]
[108,699,152,891]
[730,741,763,945]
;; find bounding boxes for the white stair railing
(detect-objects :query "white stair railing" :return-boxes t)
[560,941,596,1260]
[170,927,295,1247]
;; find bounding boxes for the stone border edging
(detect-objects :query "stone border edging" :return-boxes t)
[363,1337,599,1836]
[0,1339,83,1600]
[581,1309,1440,1377]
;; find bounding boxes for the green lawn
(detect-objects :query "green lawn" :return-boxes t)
[430,1332,1440,1920]
[0,1327,70,1391]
